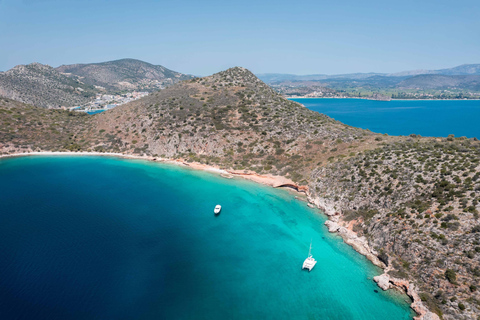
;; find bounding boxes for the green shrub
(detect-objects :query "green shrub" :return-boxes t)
[445,269,457,283]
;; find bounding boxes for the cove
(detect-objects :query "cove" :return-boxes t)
[292,98,480,138]
[0,156,414,319]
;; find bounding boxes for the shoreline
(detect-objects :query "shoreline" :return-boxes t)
[309,195,440,320]
[0,150,430,319]
[288,96,480,101]
[0,151,308,192]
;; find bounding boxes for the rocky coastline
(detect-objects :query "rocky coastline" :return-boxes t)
[307,194,441,320]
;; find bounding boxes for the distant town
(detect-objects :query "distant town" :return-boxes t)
[272,84,480,101]
[70,91,150,113]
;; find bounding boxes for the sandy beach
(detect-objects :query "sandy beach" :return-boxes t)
[0,151,308,193]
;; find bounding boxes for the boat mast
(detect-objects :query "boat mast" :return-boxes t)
[308,239,312,257]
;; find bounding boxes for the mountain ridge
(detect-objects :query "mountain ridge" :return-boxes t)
[257,64,480,82]
[259,64,480,99]
[0,62,97,108]
[0,59,194,109]
[56,58,194,92]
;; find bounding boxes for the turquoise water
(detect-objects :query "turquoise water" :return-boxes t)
[0,156,414,319]
[292,98,480,138]
[86,110,105,115]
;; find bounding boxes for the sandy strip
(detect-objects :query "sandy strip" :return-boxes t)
[0,151,307,193]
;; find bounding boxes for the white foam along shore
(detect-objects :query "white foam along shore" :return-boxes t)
[0,150,433,319]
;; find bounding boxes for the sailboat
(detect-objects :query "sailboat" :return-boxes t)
[302,240,317,271]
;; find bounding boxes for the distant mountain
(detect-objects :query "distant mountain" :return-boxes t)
[388,64,480,77]
[257,73,328,82]
[433,64,480,76]
[397,74,480,90]
[0,63,97,108]
[259,63,480,98]
[258,64,480,83]
[56,58,194,92]
[257,72,385,83]
[387,69,435,77]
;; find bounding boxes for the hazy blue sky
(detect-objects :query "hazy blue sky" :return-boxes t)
[0,0,479,75]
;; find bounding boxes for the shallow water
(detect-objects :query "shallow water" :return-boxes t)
[0,156,414,319]
[293,98,480,138]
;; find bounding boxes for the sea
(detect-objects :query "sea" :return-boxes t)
[86,110,105,115]
[0,156,414,319]
[292,98,480,138]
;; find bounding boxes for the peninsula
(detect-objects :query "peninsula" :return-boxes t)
[1,67,479,320]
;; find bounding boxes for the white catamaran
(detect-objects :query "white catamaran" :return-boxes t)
[302,241,317,271]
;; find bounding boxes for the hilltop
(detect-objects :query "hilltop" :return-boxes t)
[1,67,479,319]
[0,59,194,109]
[0,63,97,108]
[91,67,377,183]
[56,58,194,92]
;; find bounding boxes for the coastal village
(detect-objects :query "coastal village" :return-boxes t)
[69,91,149,113]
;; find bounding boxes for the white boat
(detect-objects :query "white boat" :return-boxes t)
[302,240,317,271]
[214,205,222,215]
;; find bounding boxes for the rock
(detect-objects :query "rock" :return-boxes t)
[373,274,391,290]
[389,279,441,320]
[324,219,386,268]
[324,220,340,233]
[308,196,338,216]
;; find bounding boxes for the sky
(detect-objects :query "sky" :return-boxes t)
[0,0,479,75]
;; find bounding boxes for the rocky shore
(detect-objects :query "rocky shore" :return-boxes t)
[373,273,440,320]
[307,194,440,320]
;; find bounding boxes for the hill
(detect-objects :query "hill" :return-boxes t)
[56,58,194,92]
[434,64,480,76]
[0,97,93,152]
[312,137,480,318]
[0,63,97,108]
[398,74,480,91]
[91,67,375,182]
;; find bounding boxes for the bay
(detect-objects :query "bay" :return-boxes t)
[292,98,480,138]
[0,156,414,319]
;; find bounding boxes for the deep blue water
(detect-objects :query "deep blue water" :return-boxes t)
[292,98,480,138]
[0,156,414,319]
